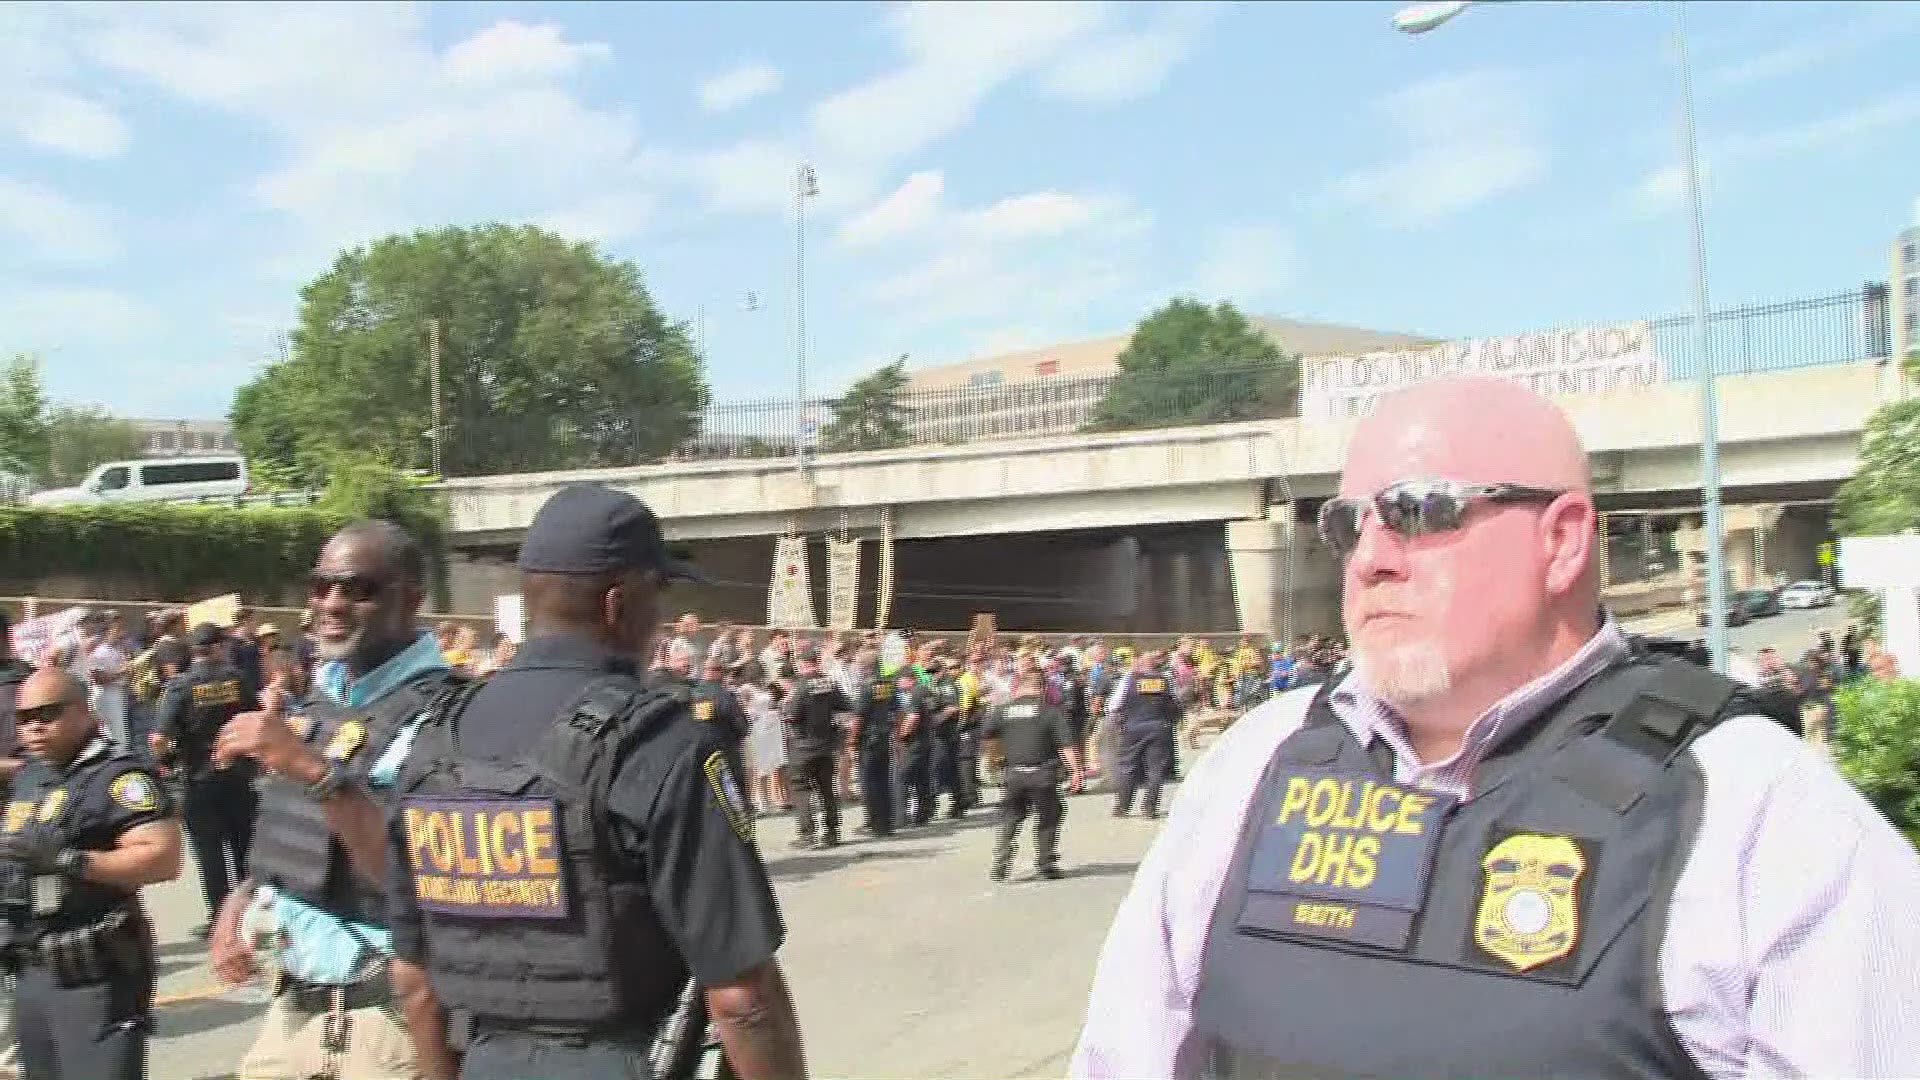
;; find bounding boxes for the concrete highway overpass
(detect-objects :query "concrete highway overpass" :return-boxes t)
[438,359,1902,636]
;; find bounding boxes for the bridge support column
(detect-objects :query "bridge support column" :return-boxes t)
[1228,509,1343,640]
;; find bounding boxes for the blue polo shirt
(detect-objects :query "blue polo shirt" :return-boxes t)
[257,630,446,984]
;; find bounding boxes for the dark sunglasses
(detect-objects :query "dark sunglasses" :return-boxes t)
[15,701,78,727]
[308,572,390,603]
[1317,478,1567,556]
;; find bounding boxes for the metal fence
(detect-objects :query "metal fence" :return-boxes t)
[445,284,1891,477]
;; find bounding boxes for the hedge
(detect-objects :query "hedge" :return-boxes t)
[1832,677,1920,846]
[0,502,445,605]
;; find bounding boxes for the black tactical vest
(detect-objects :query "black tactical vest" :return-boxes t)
[1118,674,1173,731]
[860,681,897,749]
[248,668,465,924]
[1190,657,1744,1080]
[395,676,687,1030]
[172,660,251,779]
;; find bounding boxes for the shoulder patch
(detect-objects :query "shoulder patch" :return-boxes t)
[110,772,162,814]
[702,750,753,843]
[35,789,68,824]
[288,713,315,739]
[324,719,367,763]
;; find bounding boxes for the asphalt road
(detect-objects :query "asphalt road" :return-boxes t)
[143,783,1164,1080]
[1621,601,1856,659]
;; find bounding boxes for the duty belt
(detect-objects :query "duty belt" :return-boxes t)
[271,960,393,1014]
[19,906,136,986]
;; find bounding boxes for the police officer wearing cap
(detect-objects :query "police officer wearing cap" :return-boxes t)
[1,668,181,1080]
[783,648,853,851]
[151,623,258,931]
[387,484,806,1080]
[1074,379,1920,1078]
[983,660,1082,882]
[851,668,899,839]
[688,655,751,757]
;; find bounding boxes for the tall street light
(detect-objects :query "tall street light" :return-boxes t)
[795,163,820,465]
[1393,0,1729,673]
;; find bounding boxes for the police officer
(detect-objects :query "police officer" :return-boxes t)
[982,661,1082,882]
[1,668,181,1080]
[207,521,463,1080]
[894,671,936,827]
[385,483,807,1080]
[927,659,969,819]
[784,647,853,851]
[1107,652,1180,819]
[852,668,898,838]
[1074,379,1920,1078]
[689,655,751,755]
[151,623,259,930]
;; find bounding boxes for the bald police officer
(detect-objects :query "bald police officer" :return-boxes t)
[983,662,1083,882]
[1074,378,1920,1078]
[387,484,807,1080]
[1,668,181,1080]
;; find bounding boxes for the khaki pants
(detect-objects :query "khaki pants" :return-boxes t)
[238,990,420,1080]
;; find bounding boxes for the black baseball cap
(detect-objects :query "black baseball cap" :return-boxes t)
[517,484,707,583]
[190,623,225,648]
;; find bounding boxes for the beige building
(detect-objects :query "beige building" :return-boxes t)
[128,418,238,458]
[1896,225,1919,362]
[899,316,1436,443]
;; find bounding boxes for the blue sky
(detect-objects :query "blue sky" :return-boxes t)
[3,0,1918,420]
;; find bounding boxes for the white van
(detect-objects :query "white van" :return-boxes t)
[29,456,250,507]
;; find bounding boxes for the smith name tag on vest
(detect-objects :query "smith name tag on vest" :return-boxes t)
[402,797,569,919]
[1240,767,1457,951]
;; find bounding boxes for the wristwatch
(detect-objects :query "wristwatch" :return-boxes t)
[54,847,87,879]
[303,759,354,801]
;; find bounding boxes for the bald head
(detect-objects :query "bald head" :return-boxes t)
[1347,377,1590,498]
[15,666,86,714]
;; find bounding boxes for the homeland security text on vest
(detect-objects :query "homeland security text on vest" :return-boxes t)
[403,797,570,919]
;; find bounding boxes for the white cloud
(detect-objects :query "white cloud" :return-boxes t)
[963,190,1139,242]
[442,21,611,88]
[1037,3,1222,105]
[0,8,130,159]
[8,89,129,159]
[1629,87,1920,214]
[0,178,119,264]
[1704,6,1920,92]
[1329,70,1548,227]
[1190,224,1296,304]
[68,6,652,255]
[698,63,782,113]
[837,171,946,247]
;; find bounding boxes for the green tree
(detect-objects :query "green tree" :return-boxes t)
[44,406,144,487]
[1836,395,1920,538]
[1088,298,1298,432]
[1833,677,1920,845]
[0,355,50,479]
[230,224,709,484]
[821,357,912,452]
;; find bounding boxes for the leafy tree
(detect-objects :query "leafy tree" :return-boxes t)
[1088,298,1298,432]
[1833,677,1920,845]
[1835,395,1920,539]
[44,406,144,487]
[821,357,912,452]
[0,355,49,479]
[230,224,709,484]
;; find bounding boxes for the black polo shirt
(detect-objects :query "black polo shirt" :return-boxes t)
[386,633,785,988]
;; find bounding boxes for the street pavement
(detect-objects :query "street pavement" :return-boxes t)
[144,784,1166,1080]
[1621,601,1856,658]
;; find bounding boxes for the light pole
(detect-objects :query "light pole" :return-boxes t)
[795,163,819,465]
[1392,0,1730,672]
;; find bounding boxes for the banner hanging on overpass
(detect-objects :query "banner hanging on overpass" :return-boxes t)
[768,535,819,630]
[1300,321,1666,422]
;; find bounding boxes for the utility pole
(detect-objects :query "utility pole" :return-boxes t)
[795,163,818,465]
[428,318,444,479]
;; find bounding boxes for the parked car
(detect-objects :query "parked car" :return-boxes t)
[1778,580,1835,609]
[29,456,248,507]
[1735,588,1781,619]
[1697,599,1751,628]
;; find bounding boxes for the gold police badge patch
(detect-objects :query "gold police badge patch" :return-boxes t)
[110,773,161,814]
[1474,834,1586,972]
[703,750,753,843]
[325,719,367,763]
[35,790,68,824]
[693,700,715,722]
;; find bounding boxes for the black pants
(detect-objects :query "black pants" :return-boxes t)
[182,770,258,920]
[1114,725,1171,816]
[994,765,1064,873]
[857,741,894,837]
[791,754,839,844]
[12,961,153,1080]
[952,731,980,815]
[899,747,933,826]
[460,1030,655,1080]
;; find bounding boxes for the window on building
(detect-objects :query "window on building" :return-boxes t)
[1907,277,1918,299]
[147,433,166,454]
[1906,240,1917,266]
[967,371,1003,388]
[1035,359,1059,377]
